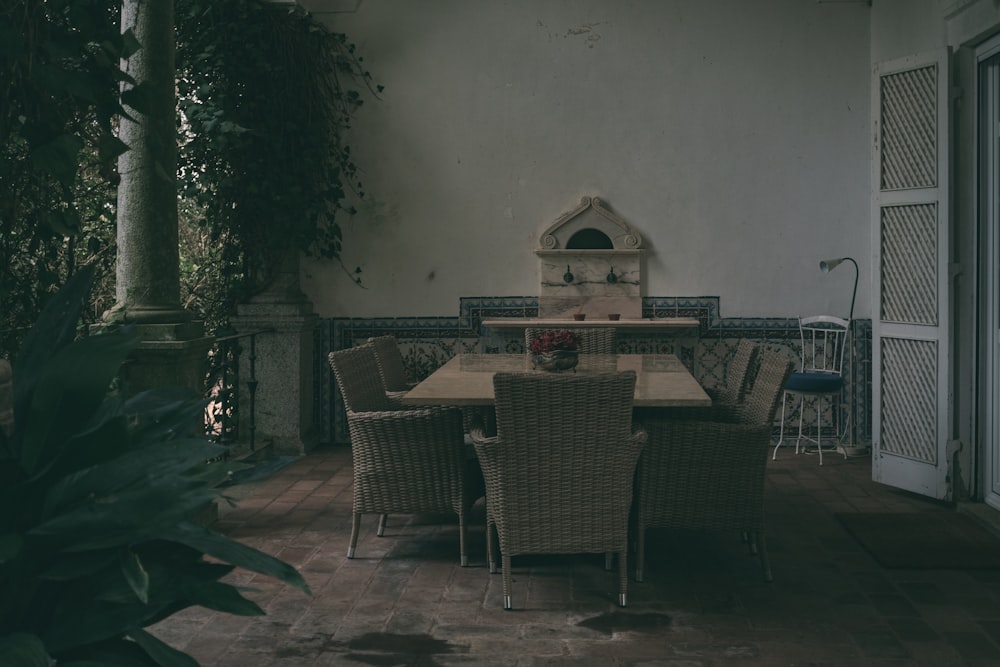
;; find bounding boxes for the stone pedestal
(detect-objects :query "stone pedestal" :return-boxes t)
[231,299,319,456]
[118,322,215,397]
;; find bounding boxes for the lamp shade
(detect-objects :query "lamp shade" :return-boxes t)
[820,257,847,273]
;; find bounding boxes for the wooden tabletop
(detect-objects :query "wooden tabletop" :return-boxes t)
[401,354,711,408]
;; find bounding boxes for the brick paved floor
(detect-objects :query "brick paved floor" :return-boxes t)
[151,444,1000,666]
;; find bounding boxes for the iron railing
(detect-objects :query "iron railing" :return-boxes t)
[204,328,271,455]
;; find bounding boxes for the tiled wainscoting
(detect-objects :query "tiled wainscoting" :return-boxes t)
[316,296,872,448]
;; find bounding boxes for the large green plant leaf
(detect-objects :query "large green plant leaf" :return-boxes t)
[128,628,200,667]
[39,437,225,525]
[19,329,139,476]
[11,266,95,428]
[185,581,263,616]
[0,632,51,667]
[120,550,149,604]
[167,521,311,595]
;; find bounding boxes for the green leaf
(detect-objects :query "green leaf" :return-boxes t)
[187,581,263,616]
[13,266,96,426]
[0,633,52,667]
[40,437,225,525]
[30,133,83,186]
[121,549,149,604]
[20,330,140,475]
[167,522,311,595]
[39,550,116,581]
[128,628,200,667]
[0,533,22,564]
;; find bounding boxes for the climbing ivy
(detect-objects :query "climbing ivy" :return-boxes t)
[1,0,378,357]
[175,0,379,298]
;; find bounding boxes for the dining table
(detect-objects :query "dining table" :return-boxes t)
[400,353,711,408]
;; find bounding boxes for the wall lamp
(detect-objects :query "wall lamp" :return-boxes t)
[819,256,865,457]
[819,256,858,323]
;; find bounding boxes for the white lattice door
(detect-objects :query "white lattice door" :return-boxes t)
[871,50,952,500]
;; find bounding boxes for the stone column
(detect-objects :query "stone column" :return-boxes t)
[108,0,212,396]
[230,251,319,456]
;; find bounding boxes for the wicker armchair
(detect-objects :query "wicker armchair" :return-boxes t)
[367,335,416,392]
[632,346,794,583]
[525,327,617,355]
[328,344,480,566]
[705,338,758,406]
[470,371,646,609]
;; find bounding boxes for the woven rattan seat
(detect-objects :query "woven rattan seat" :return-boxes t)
[632,346,793,583]
[524,327,617,355]
[328,344,481,566]
[470,371,646,609]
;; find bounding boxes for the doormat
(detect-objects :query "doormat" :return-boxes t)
[835,511,1000,569]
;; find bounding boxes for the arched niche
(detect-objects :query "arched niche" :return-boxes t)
[535,196,644,319]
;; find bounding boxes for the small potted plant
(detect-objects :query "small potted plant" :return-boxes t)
[530,329,581,371]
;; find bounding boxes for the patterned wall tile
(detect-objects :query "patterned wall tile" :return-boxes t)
[317,297,872,447]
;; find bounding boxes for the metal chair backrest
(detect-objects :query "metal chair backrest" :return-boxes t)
[797,315,850,377]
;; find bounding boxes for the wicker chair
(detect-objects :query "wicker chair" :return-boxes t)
[705,338,758,406]
[367,335,415,392]
[525,327,617,355]
[328,344,480,566]
[632,346,794,583]
[470,371,646,609]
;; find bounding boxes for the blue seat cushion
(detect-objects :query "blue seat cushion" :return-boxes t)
[785,372,844,394]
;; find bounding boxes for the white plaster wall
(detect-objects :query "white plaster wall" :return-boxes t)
[300,0,871,319]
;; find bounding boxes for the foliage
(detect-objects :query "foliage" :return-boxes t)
[0,266,310,667]
[530,330,581,354]
[0,0,131,359]
[2,0,378,359]
[175,0,380,295]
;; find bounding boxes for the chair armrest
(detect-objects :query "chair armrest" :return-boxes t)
[629,424,648,446]
[468,415,498,447]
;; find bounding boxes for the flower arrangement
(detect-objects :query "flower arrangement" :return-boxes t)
[529,329,581,355]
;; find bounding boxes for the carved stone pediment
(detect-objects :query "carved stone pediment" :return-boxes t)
[537,196,643,251]
[535,196,644,319]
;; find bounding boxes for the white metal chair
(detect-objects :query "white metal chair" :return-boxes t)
[772,315,850,466]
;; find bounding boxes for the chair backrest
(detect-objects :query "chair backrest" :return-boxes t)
[798,315,850,376]
[493,371,636,443]
[327,344,394,413]
[739,347,795,425]
[366,335,411,391]
[719,338,758,404]
[524,327,617,355]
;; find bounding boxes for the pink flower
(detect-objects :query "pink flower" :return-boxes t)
[530,330,580,354]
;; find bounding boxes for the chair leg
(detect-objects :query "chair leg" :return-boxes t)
[617,549,629,607]
[755,532,773,582]
[795,394,806,454]
[817,397,825,466]
[347,512,362,558]
[773,392,791,460]
[486,520,498,573]
[458,510,468,567]
[635,525,646,583]
[502,554,513,610]
[377,513,388,537]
